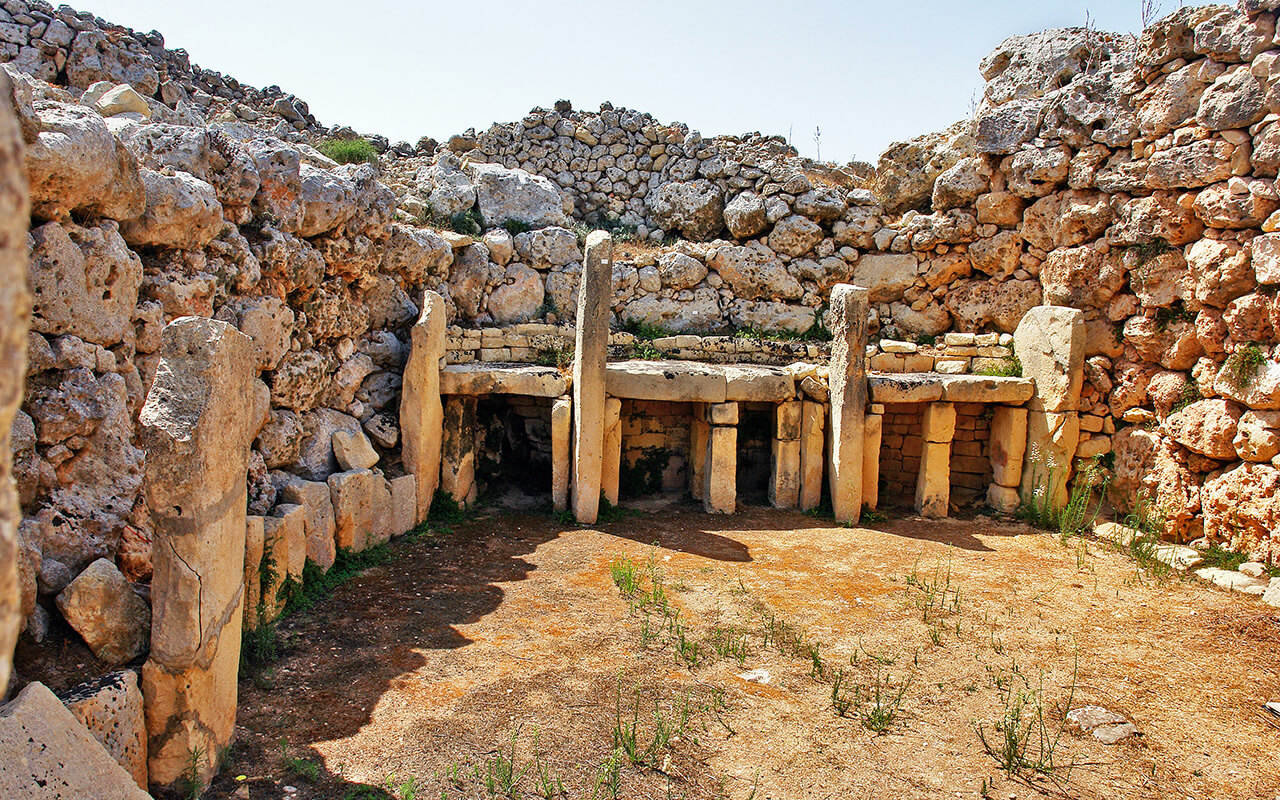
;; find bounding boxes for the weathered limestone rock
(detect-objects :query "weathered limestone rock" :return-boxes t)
[862,413,882,512]
[647,179,724,241]
[688,404,709,501]
[1233,409,1280,462]
[62,670,149,790]
[388,474,417,539]
[332,429,379,470]
[119,169,223,250]
[242,516,264,632]
[55,558,150,665]
[827,284,870,525]
[989,406,1028,489]
[25,100,145,222]
[264,504,305,603]
[328,469,389,553]
[704,415,737,515]
[0,64,30,694]
[769,401,802,509]
[29,220,142,346]
[1163,399,1243,460]
[1203,463,1280,561]
[551,396,572,511]
[601,398,623,507]
[468,162,566,229]
[0,682,151,800]
[441,396,478,508]
[572,232,612,523]
[850,253,918,303]
[441,363,568,397]
[138,316,255,790]
[707,242,803,301]
[1021,411,1081,511]
[275,476,336,571]
[723,191,768,238]
[1014,306,1085,413]
[916,403,956,519]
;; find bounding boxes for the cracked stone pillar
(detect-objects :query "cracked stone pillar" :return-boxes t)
[572,231,612,523]
[828,284,869,524]
[704,402,738,514]
[551,395,572,512]
[1014,306,1085,510]
[401,290,446,524]
[863,408,883,512]
[139,317,255,791]
[988,405,1029,513]
[0,67,29,695]
[799,400,826,512]
[440,395,478,508]
[770,401,802,509]
[916,402,955,519]
[601,398,623,507]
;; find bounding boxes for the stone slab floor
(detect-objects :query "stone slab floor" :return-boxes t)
[203,506,1280,800]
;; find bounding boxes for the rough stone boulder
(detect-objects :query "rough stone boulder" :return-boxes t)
[707,242,803,300]
[1039,246,1125,308]
[26,101,145,222]
[620,291,722,334]
[296,163,356,237]
[850,253,918,303]
[1187,238,1253,309]
[656,252,707,290]
[646,179,724,241]
[1127,248,1192,308]
[380,223,452,285]
[727,300,816,335]
[29,220,142,346]
[1021,190,1112,250]
[0,682,152,800]
[119,169,223,249]
[768,214,824,257]
[488,264,545,324]
[65,29,159,96]
[1233,409,1280,462]
[1124,315,1202,371]
[932,157,991,210]
[55,558,150,665]
[1192,181,1278,229]
[876,119,975,214]
[268,349,334,413]
[468,161,567,229]
[1163,398,1243,460]
[944,278,1042,333]
[723,191,768,238]
[61,670,149,790]
[1015,305,1085,413]
[1147,139,1235,190]
[418,152,475,219]
[215,296,294,371]
[1197,64,1267,131]
[514,226,581,269]
[1202,462,1280,560]
[1136,59,1222,138]
[974,99,1044,155]
[1006,144,1071,198]
[979,27,1122,106]
[1136,5,1228,67]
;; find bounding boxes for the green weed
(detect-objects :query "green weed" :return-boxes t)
[318,137,378,164]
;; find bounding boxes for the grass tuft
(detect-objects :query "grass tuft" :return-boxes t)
[318,137,378,165]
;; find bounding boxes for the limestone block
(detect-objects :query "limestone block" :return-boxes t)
[987,484,1020,514]
[915,440,951,519]
[990,406,1029,488]
[708,402,739,426]
[0,682,151,800]
[1014,306,1085,413]
[863,414,883,512]
[867,374,945,404]
[266,504,305,583]
[388,474,417,539]
[402,290,446,523]
[704,425,737,514]
[242,515,264,632]
[688,406,709,501]
[776,401,802,441]
[440,363,567,397]
[601,398,623,506]
[800,401,826,512]
[328,469,385,553]
[723,365,795,402]
[770,438,801,509]
[441,395,478,508]
[62,670,148,790]
[938,375,1035,404]
[606,359,727,403]
[55,558,150,665]
[551,397,572,511]
[1020,411,1081,510]
[365,476,395,548]
[332,428,379,471]
[923,402,957,443]
[828,284,870,524]
[572,232,612,523]
[275,477,336,572]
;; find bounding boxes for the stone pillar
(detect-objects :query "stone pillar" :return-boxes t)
[704,402,738,514]
[440,395,478,507]
[688,403,709,501]
[988,405,1029,513]
[799,401,826,512]
[770,401,802,509]
[863,410,883,511]
[916,402,955,519]
[601,397,623,507]
[1014,306,1085,510]
[572,232,612,523]
[138,317,255,790]
[242,517,264,633]
[401,290,446,524]
[551,396,572,511]
[828,284,870,524]
[0,67,30,697]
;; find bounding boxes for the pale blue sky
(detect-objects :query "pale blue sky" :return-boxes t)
[82,0,1196,164]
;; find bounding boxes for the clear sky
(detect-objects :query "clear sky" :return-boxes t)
[81,0,1192,165]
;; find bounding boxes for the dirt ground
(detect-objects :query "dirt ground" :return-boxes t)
[176,503,1280,800]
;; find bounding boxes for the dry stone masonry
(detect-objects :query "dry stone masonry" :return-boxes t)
[6,0,1280,792]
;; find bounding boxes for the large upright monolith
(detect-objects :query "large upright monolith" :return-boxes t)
[401,290,447,523]
[571,231,613,523]
[827,284,870,525]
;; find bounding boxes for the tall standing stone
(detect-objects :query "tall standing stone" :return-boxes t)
[862,411,883,511]
[440,396,478,507]
[401,290,446,523]
[572,232,613,523]
[799,401,826,512]
[916,402,956,519]
[551,396,572,511]
[1014,306,1085,509]
[601,398,623,506]
[827,284,870,525]
[0,68,31,696]
[704,402,738,514]
[138,317,255,791]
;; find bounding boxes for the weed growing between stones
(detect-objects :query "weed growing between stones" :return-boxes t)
[280,738,321,783]
[975,354,1022,378]
[618,447,671,497]
[449,208,483,236]
[1018,456,1107,538]
[317,137,378,164]
[180,745,207,800]
[1223,343,1267,390]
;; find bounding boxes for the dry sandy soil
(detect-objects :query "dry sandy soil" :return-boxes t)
[151,505,1280,799]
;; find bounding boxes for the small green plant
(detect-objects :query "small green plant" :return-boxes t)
[619,319,670,341]
[855,670,910,733]
[1153,301,1196,333]
[619,448,670,497]
[1122,237,1172,268]
[914,332,938,347]
[501,219,533,236]
[179,746,206,800]
[976,354,1022,378]
[476,727,530,798]
[318,137,378,165]
[1169,379,1202,415]
[281,739,321,783]
[534,345,573,369]
[1223,343,1267,390]
[974,657,1077,783]
[830,668,854,716]
[450,208,483,236]
[385,774,420,800]
[590,748,623,800]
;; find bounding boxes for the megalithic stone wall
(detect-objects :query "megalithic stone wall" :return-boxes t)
[138,317,255,791]
[572,231,613,524]
[827,284,870,525]
[0,68,29,694]
[1013,306,1086,510]
[401,290,447,524]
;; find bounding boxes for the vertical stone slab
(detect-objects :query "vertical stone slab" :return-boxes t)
[572,231,613,523]
[551,396,572,511]
[770,401,802,509]
[916,402,956,519]
[704,403,738,514]
[0,67,30,696]
[242,516,264,633]
[988,405,1028,513]
[276,477,337,572]
[138,317,255,791]
[828,284,870,525]
[799,401,826,512]
[401,290,446,523]
[688,403,709,501]
[441,395,478,507]
[1014,306,1085,510]
[388,474,417,538]
[263,505,305,619]
[601,397,623,507]
[862,413,883,511]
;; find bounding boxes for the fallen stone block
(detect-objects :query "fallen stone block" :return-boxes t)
[61,670,148,790]
[55,558,150,665]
